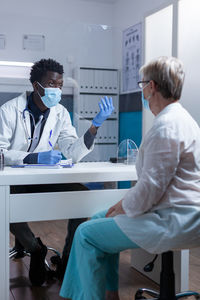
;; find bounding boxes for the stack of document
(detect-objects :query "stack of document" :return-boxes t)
[11,159,73,169]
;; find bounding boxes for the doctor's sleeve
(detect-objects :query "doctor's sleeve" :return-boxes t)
[122,127,181,218]
[83,129,96,149]
[0,107,14,149]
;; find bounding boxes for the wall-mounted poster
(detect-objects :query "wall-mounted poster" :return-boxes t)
[122,22,142,93]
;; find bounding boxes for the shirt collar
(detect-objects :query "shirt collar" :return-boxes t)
[27,92,50,120]
[155,102,181,120]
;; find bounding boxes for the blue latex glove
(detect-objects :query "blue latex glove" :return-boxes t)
[37,150,62,164]
[92,96,114,127]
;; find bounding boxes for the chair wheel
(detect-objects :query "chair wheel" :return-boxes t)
[46,269,57,280]
[135,291,147,299]
[14,250,26,259]
[50,255,61,265]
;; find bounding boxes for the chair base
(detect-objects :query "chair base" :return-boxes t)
[135,288,200,299]
[9,246,61,272]
[135,251,200,300]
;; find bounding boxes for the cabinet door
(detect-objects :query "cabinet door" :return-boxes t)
[80,69,94,93]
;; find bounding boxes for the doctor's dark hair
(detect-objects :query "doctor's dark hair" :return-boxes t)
[140,56,185,100]
[30,58,64,84]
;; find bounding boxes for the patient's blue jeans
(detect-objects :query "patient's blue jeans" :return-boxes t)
[60,210,139,300]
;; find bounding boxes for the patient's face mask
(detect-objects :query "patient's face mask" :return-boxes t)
[141,92,150,110]
[141,82,151,110]
[37,82,62,108]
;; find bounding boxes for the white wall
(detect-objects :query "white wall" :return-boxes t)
[3,0,199,125]
[113,0,200,129]
[142,4,173,136]
[113,0,173,69]
[178,0,200,126]
[0,0,175,77]
[0,0,178,101]
[0,0,116,79]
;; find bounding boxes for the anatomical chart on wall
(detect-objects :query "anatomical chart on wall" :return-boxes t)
[122,22,142,93]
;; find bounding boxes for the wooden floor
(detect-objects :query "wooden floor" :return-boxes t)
[10,220,200,300]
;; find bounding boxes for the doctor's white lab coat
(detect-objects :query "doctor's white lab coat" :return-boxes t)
[0,93,93,165]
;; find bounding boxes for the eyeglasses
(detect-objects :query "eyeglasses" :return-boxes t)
[137,81,150,89]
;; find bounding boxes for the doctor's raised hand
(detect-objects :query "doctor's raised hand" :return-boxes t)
[92,96,114,127]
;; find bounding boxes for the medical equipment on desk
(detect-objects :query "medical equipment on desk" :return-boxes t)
[117,139,138,165]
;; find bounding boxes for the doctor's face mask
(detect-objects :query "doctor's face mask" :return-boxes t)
[37,81,62,108]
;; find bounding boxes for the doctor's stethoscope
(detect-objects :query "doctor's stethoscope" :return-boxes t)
[22,108,53,149]
[22,108,37,141]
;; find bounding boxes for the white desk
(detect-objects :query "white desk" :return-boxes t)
[0,162,189,298]
[0,162,136,300]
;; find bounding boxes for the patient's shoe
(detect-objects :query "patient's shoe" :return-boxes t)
[29,237,47,286]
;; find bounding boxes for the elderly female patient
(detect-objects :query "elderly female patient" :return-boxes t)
[60,56,200,300]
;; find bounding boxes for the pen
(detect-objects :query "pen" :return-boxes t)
[49,130,54,150]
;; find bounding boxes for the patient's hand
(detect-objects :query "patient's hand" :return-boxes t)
[106,200,125,218]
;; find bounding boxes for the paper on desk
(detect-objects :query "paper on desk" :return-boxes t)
[11,159,73,169]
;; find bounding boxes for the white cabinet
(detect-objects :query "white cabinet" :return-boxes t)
[73,67,119,162]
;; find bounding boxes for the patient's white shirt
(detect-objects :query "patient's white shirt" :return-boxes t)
[114,103,200,253]
[122,102,200,217]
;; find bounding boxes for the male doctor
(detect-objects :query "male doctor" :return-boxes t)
[0,58,114,286]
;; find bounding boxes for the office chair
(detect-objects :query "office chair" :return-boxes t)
[135,250,200,300]
[9,243,61,279]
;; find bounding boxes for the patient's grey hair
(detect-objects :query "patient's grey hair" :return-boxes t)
[140,56,185,100]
